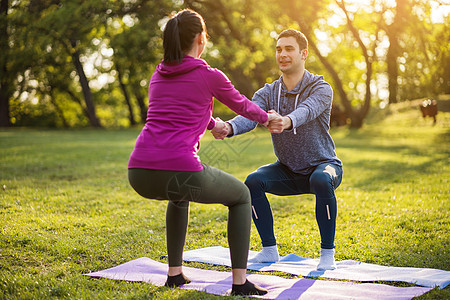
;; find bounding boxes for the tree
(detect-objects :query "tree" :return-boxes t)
[186,0,279,99]
[0,0,11,126]
[70,38,101,127]
[428,21,450,95]
[108,0,173,124]
[277,0,361,126]
[15,0,107,127]
[3,0,446,128]
[334,0,376,128]
[393,0,447,100]
[384,0,409,104]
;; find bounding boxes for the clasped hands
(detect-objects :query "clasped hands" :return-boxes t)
[211,110,292,140]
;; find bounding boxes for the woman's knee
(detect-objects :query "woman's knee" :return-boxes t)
[223,186,251,209]
[234,183,251,206]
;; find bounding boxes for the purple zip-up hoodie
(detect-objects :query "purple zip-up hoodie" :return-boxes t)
[128,56,268,171]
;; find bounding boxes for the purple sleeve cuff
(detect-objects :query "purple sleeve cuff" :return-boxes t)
[207,117,216,130]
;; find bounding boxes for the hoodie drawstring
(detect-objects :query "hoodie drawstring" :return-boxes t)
[277,83,298,135]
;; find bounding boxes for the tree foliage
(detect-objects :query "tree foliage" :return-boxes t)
[1,0,448,128]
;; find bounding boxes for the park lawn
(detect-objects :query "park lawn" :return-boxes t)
[1,99,449,299]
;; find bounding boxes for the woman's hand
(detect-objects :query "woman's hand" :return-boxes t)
[266,110,292,133]
[211,117,232,139]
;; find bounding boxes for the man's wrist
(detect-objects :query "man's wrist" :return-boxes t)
[283,116,293,130]
[225,122,234,136]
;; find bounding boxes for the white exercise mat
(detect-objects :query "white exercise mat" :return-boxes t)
[174,246,450,289]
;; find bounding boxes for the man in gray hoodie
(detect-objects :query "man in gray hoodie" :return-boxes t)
[212,29,342,270]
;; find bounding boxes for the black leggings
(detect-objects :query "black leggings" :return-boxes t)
[128,165,251,269]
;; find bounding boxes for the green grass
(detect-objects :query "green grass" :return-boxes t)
[1,98,449,299]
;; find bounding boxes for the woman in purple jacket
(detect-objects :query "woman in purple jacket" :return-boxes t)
[128,9,269,296]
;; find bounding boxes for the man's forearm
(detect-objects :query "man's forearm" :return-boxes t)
[227,115,258,137]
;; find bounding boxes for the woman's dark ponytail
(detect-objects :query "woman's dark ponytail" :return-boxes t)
[163,9,206,64]
[163,17,183,64]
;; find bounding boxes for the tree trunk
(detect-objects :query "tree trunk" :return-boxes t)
[135,92,147,124]
[350,112,365,128]
[0,0,11,127]
[360,58,372,125]
[66,89,89,117]
[307,37,354,116]
[0,93,9,127]
[298,19,367,128]
[281,2,369,128]
[386,0,407,104]
[71,41,101,128]
[116,63,136,126]
[386,35,399,103]
[49,88,69,128]
[336,0,373,127]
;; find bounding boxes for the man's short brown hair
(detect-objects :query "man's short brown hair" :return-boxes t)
[277,29,308,50]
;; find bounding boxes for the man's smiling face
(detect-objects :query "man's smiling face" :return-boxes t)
[276,36,306,75]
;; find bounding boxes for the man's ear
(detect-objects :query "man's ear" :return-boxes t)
[302,49,308,60]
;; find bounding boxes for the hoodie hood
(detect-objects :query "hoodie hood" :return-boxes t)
[156,56,207,77]
[281,70,324,95]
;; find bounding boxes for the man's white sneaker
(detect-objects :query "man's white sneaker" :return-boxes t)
[317,248,336,270]
[248,245,280,263]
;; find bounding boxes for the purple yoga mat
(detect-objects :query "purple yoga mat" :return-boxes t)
[85,257,433,299]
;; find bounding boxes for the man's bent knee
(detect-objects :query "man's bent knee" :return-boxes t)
[310,171,333,193]
[244,172,264,190]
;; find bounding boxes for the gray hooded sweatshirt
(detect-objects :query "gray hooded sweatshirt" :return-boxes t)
[228,70,342,175]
